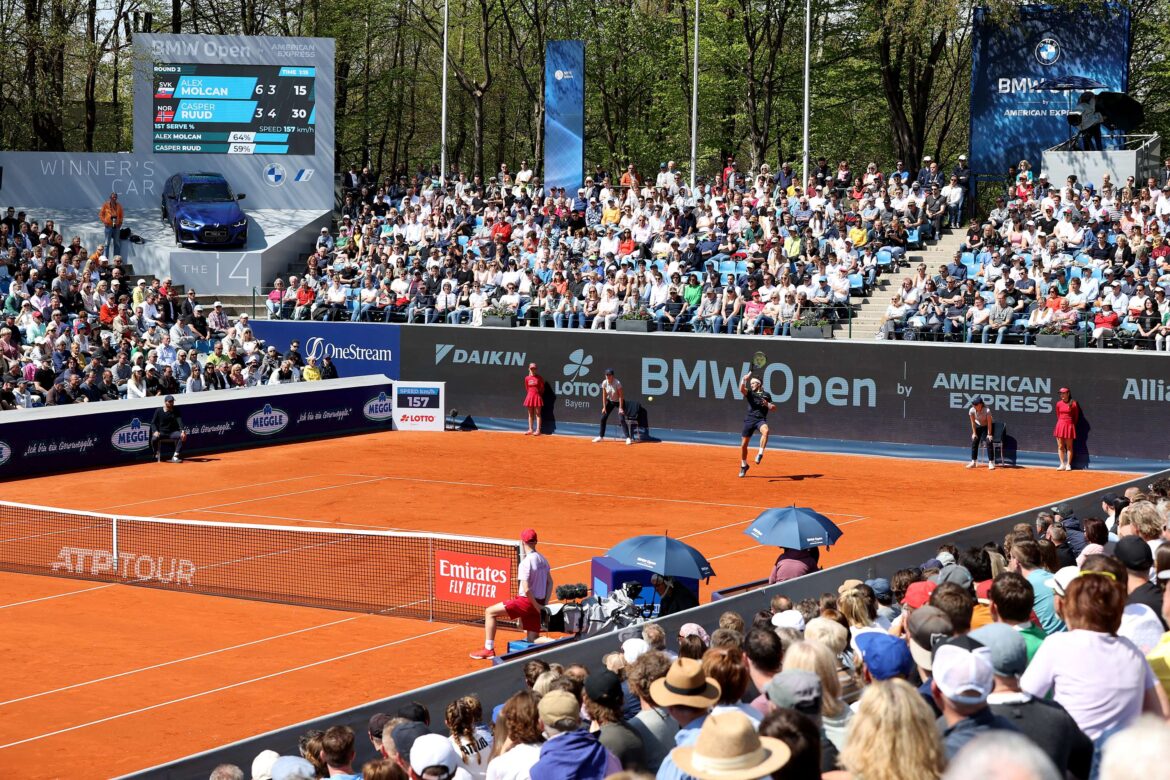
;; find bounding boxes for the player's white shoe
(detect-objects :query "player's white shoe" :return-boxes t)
[988,462,995,471]
[966,461,976,469]
[591,436,602,443]
[755,451,764,465]
[625,437,633,445]
[738,465,748,478]
[171,455,182,463]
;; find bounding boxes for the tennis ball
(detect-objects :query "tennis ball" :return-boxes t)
[647,396,654,402]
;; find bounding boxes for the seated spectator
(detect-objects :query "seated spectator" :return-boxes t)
[769,547,820,584]
[829,679,944,780]
[669,711,791,779]
[759,708,823,780]
[853,632,915,684]
[529,689,618,780]
[783,641,852,752]
[623,651,675,772]
[582,669,645,771]
[650,658,721,780]
[744,628,783,717]
[446,695,492,779]
[484,691,542,780]
[317,725,361,780]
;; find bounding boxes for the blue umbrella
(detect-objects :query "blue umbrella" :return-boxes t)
[605,535,715,580]
[743,506,843,550]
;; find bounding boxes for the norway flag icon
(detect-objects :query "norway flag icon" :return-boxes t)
[155,106,176,123]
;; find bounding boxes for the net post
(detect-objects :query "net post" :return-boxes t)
[427,537,434,622]
[112,516,119,564]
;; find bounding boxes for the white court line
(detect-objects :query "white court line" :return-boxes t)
[152,477,391,517]
[0,626,455,751]
[0,615,362,707]
[99,475,323,511]
[0,583,114,610]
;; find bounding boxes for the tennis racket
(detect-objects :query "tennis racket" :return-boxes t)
[750,350,767,377]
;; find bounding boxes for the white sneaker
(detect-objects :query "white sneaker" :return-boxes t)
[988,462,995,470]
[170,454,182,463]
[591,436,602,443]
[966,461,976,469]
[625,437,633,445]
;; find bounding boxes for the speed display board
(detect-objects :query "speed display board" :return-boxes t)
[152,63,316,154]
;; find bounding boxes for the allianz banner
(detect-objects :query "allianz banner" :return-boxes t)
[250,320,400,379]
[398,327,1169,464]
[0,377,394,480]
[544,40,585,193]
[969,4,1130,176]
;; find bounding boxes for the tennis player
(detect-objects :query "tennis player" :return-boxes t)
[738,371,776,478]
[592,368,632,445]
[471,528,552,660]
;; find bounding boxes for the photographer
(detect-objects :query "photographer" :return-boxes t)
[651,574,699,617]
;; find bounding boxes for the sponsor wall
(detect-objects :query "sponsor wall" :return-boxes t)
[0,376,393,480]
[250,320,400,379]
[969,4,1130,177]
[397,327,1170,464]
[543,41,585,193]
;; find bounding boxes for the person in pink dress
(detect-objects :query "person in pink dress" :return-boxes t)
[1053,386,1080,470]
[522,362,545,436]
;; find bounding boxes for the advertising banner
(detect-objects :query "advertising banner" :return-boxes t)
[249,320,400,380]
[969,4,1130,177]
[434,548,513,607]
[398,327,1170,464]
[392,382,445,431]
[544,40,585,193]
[0,377,393,480]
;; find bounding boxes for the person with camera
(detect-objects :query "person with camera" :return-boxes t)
[471,528,551,660]
[651,573,699,617]
[99,192,124,258]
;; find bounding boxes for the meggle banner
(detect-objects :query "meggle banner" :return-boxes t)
[398,327,1170,464]
[544,40,585,193]
[969,4,1130,176]
[250,320,400,380]
[0,377,393,480]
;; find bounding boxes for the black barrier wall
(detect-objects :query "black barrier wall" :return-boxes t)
[125,468,1161,780]
[398,327,1170,465]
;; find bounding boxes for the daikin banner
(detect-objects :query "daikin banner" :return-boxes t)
[969,4,1130,176]
[544,40,585,193]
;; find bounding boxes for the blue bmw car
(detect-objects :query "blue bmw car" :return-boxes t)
[161,172,248,248]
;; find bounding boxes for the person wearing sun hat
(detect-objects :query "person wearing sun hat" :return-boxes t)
[670,710,790,780]
[651,658,722,780]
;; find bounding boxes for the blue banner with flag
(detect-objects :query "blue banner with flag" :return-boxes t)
[969,4,1130,177]
[544,40,585,193]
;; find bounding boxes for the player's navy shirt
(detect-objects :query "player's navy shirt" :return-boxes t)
[745,388,772,420]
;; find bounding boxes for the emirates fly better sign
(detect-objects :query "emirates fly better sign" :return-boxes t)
[434,549,513,606]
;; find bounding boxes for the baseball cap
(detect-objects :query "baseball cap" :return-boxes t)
[270,757,316,780]
[1044,565,1080,598]
[920,558,943,572]
[865,578,892,599]
[931,639,994,705]
[1051,502,1074,517]
[585,669,624,708]
[622,637,650,664]
[1115,535,1154,571]
[391,721,429,760]
[163,394,175,403]
[368,712,392,741]
[771,609,806,632]
[907,605,952,670]
[251,749,280,780]
[969,623,1028,678]
[410,733,458,779]
[854,632,915,680]
[934,564,974,590]
[935,551,956,568]
[901,580,937,609]
[538,689,581,726]
[765,670,822,715]
[604,368,614,375]
[520,528,538,544]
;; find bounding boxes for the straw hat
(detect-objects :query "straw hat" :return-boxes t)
[650,658,721,709]
[672,711,790,780]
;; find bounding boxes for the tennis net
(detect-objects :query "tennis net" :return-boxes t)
[0,500,521,624]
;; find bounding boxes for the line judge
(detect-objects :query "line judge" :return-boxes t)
[471,528,552,660]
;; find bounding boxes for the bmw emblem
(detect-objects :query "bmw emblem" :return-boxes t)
[1035,37,1060,66]
[264,162,287,187]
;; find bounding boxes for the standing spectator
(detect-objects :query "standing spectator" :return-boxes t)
[471,528,551,660]
[99,192,124,257]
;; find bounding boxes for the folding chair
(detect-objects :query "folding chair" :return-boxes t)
[986,422,1006,467]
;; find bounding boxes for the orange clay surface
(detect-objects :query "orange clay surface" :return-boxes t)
[0,430,1133,778]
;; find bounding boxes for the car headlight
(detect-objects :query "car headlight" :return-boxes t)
[179,218,200,229]
[232,218,248,228]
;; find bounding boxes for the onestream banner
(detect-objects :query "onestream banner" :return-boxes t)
[969,4,1130,177]
[544,40,585,193]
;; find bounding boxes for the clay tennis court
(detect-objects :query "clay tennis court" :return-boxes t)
[0,430,1133,778]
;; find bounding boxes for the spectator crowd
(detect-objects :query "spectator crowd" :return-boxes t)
[266,156,980,334]
[0,207,337,409]
[207,482,1170,780]
[874,159,1170,345]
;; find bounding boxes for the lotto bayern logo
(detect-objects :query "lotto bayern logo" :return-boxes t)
[0,440,10,466]
[1035,37,1061,66]
[246,404,289,436]
[111,418,151,452]
[264,163,287,187]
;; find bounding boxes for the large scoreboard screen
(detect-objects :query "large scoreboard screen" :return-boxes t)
[152,63,316,155]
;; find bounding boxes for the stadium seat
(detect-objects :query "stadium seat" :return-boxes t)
[876,249,893,270]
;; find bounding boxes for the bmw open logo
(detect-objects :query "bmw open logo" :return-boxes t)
[264,162,287,187]
[1035,37,1061,66]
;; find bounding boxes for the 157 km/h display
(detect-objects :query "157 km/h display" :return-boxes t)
[153,63,316,155]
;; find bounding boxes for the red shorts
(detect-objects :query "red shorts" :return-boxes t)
[504,595,543,633]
